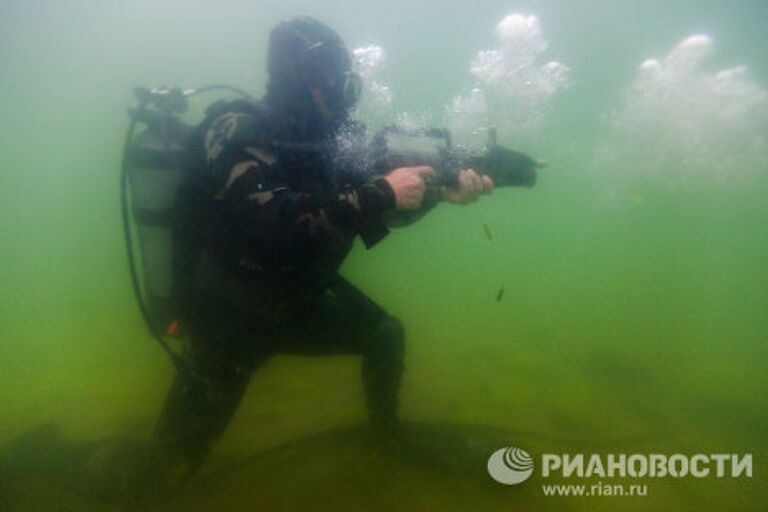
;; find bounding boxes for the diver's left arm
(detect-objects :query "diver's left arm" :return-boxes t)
[440,168,494,204]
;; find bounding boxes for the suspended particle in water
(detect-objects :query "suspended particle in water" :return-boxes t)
[483,223,493,240]
[496,287,505,302]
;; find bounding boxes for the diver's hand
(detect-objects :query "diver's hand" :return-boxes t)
[384,166,436,211]
[441,169,494,204]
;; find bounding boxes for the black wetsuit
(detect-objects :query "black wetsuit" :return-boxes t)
[155,100,407,471]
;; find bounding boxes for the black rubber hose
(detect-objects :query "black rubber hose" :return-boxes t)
[191,84,252,98]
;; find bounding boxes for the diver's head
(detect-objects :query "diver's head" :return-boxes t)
[266,16,362,125]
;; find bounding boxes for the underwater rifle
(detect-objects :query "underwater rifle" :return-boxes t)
[362,126,540,202]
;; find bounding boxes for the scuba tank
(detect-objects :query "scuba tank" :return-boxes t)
[125,86,192,332]
[121,84,251,366]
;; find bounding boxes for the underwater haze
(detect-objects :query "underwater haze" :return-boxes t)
[1,0,767,510]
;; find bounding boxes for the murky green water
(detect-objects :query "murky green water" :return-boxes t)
[1,1,766,511]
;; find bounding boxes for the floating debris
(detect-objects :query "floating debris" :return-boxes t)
[483,223,493,240]
[496,287,505,302]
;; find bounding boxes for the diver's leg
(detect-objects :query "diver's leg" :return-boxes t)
[360,314,405,434]
[154,340,269,479]
[277,277,406,434]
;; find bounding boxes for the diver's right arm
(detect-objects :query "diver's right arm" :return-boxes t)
[382,166,436,210]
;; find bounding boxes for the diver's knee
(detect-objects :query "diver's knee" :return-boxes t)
[379,316,405,345]
[373,316,405,357]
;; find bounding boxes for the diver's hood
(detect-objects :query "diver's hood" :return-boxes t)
[264,16,358,138]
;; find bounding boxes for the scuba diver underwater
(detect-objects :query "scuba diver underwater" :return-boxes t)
[1,15,545,506]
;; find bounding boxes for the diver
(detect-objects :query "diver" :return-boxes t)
[0,16,540,505]
[0,16,543,507]
[152,15,498,482]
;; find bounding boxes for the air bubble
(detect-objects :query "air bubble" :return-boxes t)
[445,14,571,148]
[597,34,768,185]
[352,45,394,127]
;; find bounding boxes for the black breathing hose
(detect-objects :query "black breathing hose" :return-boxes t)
[192,84,252,98]
[120,85,252,372]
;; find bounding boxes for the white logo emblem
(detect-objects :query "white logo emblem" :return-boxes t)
[487,447,534,484]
